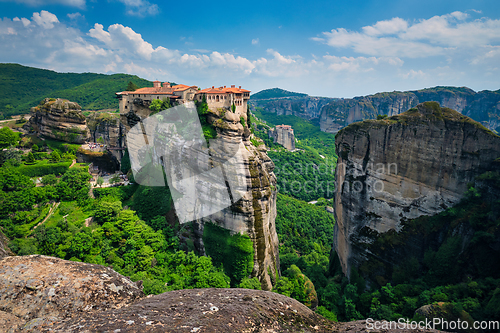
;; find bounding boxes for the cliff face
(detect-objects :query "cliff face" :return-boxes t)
[23,98,90,143]
[197,107,280,290]
[124,103,280,290]
[86,112,124,163]
[251,96,335,120]
[333,102,500,277]
[86,112,122,147]
[320,87,500,133]
[268,125,295,150]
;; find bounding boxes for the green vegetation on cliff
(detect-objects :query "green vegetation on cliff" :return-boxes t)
[0,63,151,117]
[203,222,254,287]
[0,140,231,295]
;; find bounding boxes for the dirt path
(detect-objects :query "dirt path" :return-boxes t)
[33,202,60,231]
[69,159,76,168]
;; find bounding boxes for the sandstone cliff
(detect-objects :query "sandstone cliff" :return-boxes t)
[196,107,280,290]
[86,112,123,148]
[23,98,90,143]
[320,87,500,134]
[268,125,295,150]
[333,102,500,278]
[123,102,280,290]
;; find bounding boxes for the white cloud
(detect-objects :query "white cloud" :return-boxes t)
[89,23,158,60]
[67,12,83,20]
[116,0,159,16]
[252,38,259,45]
[314,11,500,58]
[0,10,498,98]
[32,10,59,29]
[0,0,85,8]
[362,17,408,36]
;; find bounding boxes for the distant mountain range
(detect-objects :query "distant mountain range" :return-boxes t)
[0,64,151,117]
[251,86,500,133]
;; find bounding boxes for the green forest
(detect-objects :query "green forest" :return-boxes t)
[249,106,500,331]
[251,106,337,202]
[1,72,500,332]
[0,64,151,118]
[250,87,308,100]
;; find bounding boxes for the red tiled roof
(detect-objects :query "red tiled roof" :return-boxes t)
[171,84,198,92]
[196,86,251,94]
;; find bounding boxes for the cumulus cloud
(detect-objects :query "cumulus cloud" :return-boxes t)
[32,10,59,29]
[252,38,259,45]
[1,10,498,98]
[313,11,500,58]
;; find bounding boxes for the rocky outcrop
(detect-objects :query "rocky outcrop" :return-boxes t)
[33,287,445,332]
[251,96,335,120]
[194,108,280,291]
[124,103,280,290]
[22,98,90,143]
[86,112,123,147]
[0,230,13,260]
[0,255,143,332]
[268,124,295,150]
[1,255,446,332]
[41,288,335,332]
[333,102,500,277]
[321,87,500,134]
[76,147,120,172]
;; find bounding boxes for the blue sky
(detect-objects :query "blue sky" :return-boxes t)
[1,0,499,97]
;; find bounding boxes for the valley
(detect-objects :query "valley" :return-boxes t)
[0,64,499,332]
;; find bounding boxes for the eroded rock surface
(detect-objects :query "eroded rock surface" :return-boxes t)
[0,255,143,331]
[23,98,90,143]
[197,107,280,291]
[38,288,447,333]
[333,102,500,276]
[41,288,333,332]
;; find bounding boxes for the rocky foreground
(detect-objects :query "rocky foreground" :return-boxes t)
[0,255,447,332]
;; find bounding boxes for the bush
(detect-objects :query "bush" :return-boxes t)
[17,161,71,177]
[41,174,58,186]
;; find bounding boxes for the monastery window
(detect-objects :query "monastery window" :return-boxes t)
[125,106,128,109]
